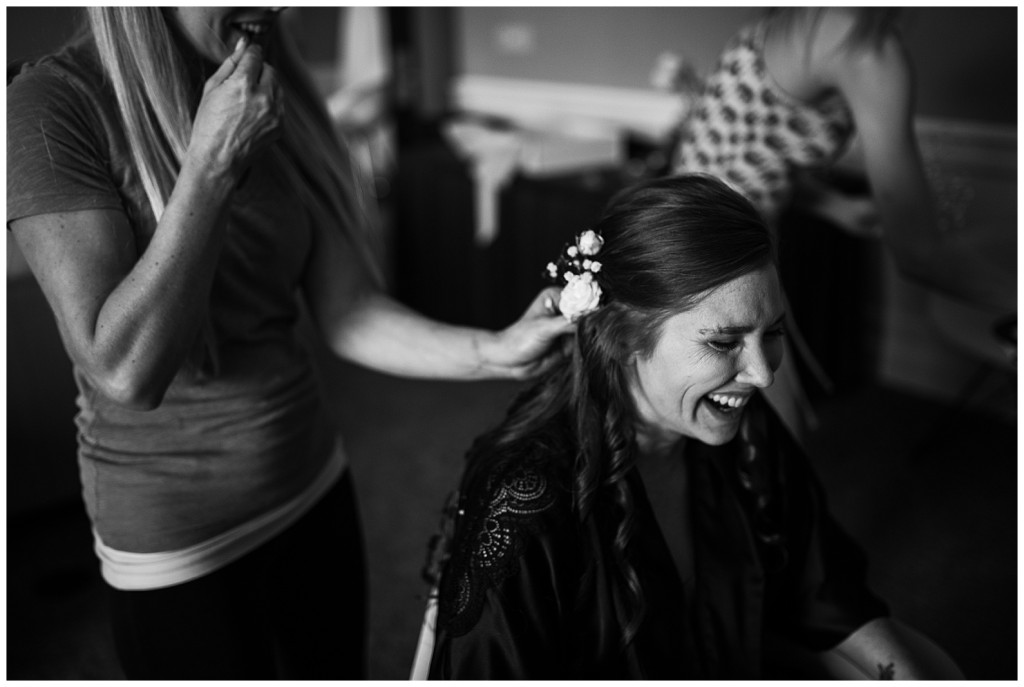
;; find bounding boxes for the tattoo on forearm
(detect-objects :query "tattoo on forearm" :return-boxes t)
[877,662,895,680]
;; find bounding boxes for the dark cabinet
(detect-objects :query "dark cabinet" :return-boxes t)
[393,140,626,329]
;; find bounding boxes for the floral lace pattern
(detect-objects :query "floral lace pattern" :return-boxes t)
[438,463,559,637]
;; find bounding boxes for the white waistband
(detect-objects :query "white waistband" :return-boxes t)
[94,438,348,590]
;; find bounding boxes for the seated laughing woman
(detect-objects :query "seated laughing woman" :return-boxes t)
[419,174,964,680]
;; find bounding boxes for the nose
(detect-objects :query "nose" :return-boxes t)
[736,342,776,388]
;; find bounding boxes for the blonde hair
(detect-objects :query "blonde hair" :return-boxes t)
[87,8,192,220]
[86,8,383,371]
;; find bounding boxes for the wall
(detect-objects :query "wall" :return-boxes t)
[6,7,84,65]
[459,7,759,88]
[457,7,1017,125]
[902,7,1018,125]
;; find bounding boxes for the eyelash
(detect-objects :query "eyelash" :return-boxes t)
[707,328,786,354]
[707,340,738,353]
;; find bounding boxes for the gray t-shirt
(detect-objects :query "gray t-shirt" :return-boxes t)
[7,39,340,553]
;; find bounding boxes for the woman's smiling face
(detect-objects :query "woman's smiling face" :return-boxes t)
[630,265,786,448]
[165,7,284,62]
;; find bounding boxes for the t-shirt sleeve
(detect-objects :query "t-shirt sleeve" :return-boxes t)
[770,435,890,651]
[7,62,124,226]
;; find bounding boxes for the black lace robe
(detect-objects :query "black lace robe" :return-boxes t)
[427,397,888,679]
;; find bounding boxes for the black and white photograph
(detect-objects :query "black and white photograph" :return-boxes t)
[6,5,1017,681]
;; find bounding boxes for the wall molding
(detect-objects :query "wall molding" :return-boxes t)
[451,74,688,141]
[451,74,1018,165]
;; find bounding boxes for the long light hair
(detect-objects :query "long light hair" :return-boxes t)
[87,9,191,220]
[86,8,382,370]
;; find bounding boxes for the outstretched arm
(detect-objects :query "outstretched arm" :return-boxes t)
[313,287,572,380]
[302,214,572,380]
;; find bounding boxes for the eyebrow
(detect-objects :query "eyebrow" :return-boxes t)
[699,313,787,336]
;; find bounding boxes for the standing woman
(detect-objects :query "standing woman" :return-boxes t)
[7,7,569,680]
[673,7,1010,438]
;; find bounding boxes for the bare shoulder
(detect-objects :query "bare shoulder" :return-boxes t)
[810,9,911,85]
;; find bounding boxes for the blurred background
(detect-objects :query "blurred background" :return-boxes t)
[6,6,1017,680]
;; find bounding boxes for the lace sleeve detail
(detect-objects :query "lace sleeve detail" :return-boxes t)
[437,462,561,638]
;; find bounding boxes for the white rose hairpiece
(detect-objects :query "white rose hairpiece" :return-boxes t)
[545,229,605,322]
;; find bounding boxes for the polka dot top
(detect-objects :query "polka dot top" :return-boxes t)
[674,23,854,222]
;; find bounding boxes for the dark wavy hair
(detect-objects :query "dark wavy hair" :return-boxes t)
[463,174,776,647]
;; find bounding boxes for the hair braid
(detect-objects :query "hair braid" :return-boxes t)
[572,308,647,645]
[604,412,645,646]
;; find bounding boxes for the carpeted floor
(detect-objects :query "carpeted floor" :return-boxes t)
[6,357,1017,680]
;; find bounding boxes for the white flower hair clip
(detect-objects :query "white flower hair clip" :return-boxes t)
[544,229,605,322]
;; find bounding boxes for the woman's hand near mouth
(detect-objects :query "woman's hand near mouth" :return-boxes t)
[186,35,283,184]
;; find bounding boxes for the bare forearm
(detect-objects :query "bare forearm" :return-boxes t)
[327,292,512,380]
[90,161,235,405]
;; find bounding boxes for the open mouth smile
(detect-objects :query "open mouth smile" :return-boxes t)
[703,392,752,416]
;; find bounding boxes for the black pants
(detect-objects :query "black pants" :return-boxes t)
[109,471,367,679]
